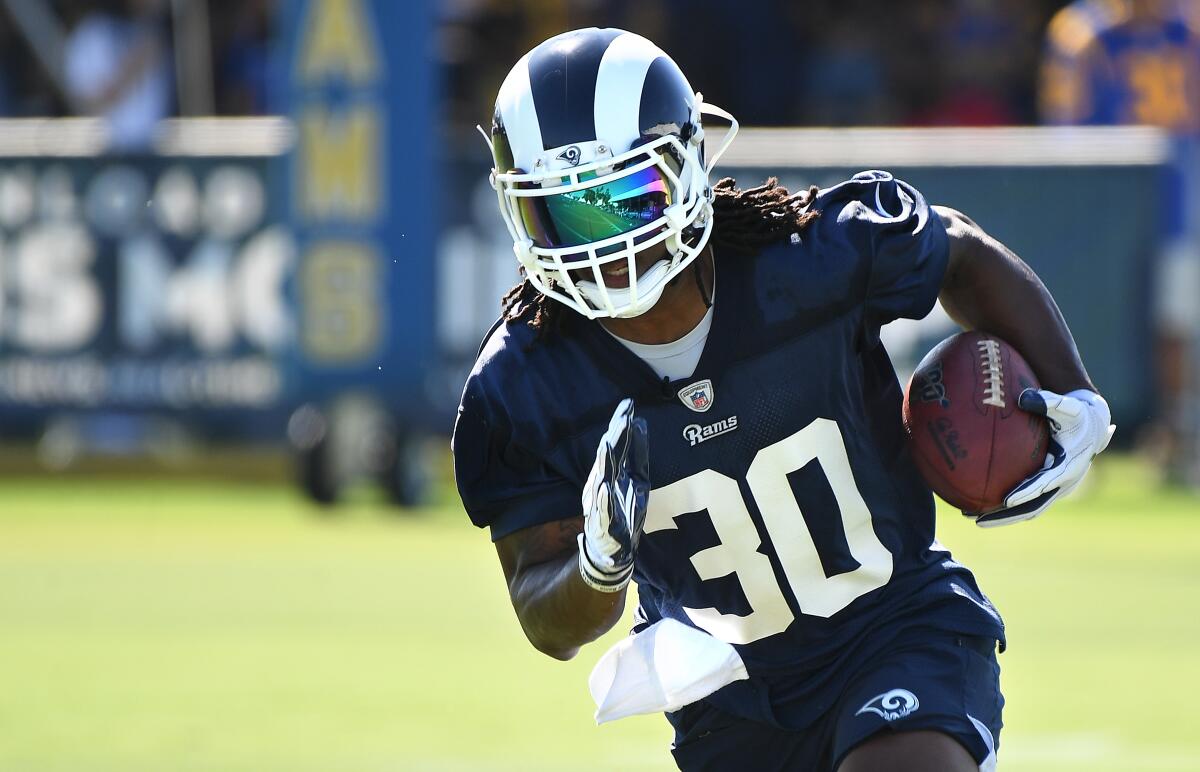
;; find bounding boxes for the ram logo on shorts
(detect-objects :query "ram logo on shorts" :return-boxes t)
[855,689,920,721]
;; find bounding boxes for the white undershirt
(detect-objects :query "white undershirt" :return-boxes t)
[606,290,714,382]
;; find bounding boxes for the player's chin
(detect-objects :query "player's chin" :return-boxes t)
[600,261,634,288]
[570,254,652,289]
[566,240,674,290]
[564,261,627,289]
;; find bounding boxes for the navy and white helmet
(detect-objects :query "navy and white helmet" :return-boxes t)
[484,28,738,319]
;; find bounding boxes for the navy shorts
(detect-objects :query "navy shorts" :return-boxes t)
[667,630,1003,772]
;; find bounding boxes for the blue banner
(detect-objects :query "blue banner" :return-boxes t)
[0,155,290,435]
[280,0,438,422]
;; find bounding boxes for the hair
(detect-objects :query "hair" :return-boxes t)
[499,177,821,342]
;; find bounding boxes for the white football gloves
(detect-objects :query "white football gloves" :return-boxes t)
[578,398,650,593]
[974,388,1116,527]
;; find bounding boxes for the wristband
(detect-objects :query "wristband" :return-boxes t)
[577,534,634,593]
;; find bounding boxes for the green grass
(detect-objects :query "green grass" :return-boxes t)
[0,456,1197,771]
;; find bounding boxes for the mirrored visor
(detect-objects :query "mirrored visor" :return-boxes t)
[515,165,672,252]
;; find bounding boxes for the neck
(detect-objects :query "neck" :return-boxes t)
[599,248,714,344]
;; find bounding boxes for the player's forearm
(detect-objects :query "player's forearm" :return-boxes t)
[934,206,1096,395]
[496,518,628,660]
[506,553,628,661]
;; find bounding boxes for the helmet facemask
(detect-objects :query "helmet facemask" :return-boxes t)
[484,101,738,320]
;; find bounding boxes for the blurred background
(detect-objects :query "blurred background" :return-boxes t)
[0,1,1197,770]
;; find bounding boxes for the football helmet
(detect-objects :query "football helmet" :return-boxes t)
[482,28,738,319]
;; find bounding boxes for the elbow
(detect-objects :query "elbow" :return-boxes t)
[531,639,580,661]
[518,605,620,661]
[503,555,626,661]
[522,623,582,660]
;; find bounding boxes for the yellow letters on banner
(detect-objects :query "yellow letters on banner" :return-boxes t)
[299,106,381,222]
[298,0,380,84]
[300,241,380,362]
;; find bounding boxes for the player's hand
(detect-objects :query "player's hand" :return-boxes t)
[578,398,650,592]
[973,388,1115,527]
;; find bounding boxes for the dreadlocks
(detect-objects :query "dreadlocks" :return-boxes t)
[499,277,575,341]
[500,177,821,342]
[710,177,821,254]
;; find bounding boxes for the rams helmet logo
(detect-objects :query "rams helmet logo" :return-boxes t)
[556,145,582,166]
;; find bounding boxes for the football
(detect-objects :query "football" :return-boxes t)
[903,331,1049,513]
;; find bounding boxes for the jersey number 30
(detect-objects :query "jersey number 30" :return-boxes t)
[644,418,894,645]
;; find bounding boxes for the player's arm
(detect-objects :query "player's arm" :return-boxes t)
[495,518,626,661]
[494,399,649,660]
[934,206,1114,524]
[934,206,1093,394]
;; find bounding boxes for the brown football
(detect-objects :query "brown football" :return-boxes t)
[903,331,1049,513]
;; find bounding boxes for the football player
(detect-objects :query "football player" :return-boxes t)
[1040,0,1200,484]
[1040,0,1200,131]
[453,28,1114,772]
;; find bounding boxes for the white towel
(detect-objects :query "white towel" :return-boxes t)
[588,619,749,724]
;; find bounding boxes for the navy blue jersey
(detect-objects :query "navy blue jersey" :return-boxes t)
[453,171,1005,729]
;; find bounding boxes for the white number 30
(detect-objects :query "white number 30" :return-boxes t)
[644,418,894,645]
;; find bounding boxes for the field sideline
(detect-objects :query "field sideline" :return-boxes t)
[0,455,1197,771]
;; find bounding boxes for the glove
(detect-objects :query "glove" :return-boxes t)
[578,398,650,593]
[973,388,1115,527]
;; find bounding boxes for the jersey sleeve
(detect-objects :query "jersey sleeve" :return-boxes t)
[835,171,949,327]
[452,376,582,542]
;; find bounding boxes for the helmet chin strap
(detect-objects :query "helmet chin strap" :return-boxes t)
[575,217,712,318]
[576,259,673,319]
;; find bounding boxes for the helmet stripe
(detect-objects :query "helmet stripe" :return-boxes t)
[527,27,622,150]
[638,56,697,140]
[495,52,544,172]
[594,32,668,154]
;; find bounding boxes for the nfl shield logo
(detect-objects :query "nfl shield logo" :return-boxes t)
[678,380,714,413]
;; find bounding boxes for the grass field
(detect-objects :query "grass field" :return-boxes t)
[0,455,1197,771]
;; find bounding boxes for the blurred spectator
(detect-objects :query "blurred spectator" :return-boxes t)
[0,9,66,116]
[907,0,1026,126]
[0,0,1099,130]
[801,15,892,125]
[1040,0,1200,130]
[439,0,1085,130]
[1040,0,1200,482]
[0,17,14,115]
[62,0,173,150]
[211,0,276,115]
